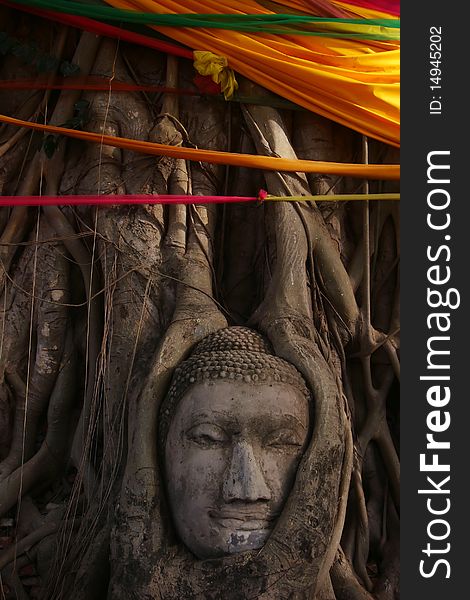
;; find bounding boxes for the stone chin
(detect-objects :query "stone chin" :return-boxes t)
[184,518,272,560]
[205,509,276,558]
[226,529,270,554]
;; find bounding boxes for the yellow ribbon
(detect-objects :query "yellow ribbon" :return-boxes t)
[266,193,400,202]
[193,51,238,100]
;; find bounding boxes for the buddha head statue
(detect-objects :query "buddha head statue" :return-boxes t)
[159,326,313,560]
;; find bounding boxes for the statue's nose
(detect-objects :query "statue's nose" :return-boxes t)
[222,440,271,502]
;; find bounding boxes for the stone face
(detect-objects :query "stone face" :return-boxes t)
[164,379,310,559]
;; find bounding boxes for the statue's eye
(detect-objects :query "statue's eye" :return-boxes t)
[186,424,228,447]
[264,429,303,449]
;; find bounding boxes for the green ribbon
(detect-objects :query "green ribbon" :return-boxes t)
[10,0,400,40]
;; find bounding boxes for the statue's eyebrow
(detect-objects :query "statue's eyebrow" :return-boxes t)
[258,413,308,432]
[186,411,307,433]
[186,411,232,426]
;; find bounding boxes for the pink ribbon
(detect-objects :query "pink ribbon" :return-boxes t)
[0,194,263,206]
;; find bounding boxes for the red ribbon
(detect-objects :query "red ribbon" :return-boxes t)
[335,0,400,16]
[0,76,215,95]
[0,0,193,59]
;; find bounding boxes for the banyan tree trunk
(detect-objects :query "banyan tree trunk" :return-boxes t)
[0,9,399,600]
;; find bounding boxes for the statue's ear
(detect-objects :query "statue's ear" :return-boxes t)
[258,317,353,597]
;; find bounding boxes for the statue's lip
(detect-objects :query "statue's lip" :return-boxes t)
[208,508,276,530]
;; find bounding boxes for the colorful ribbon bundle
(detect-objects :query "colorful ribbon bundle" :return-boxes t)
[5,0,400,146]
[9,0,400,40]
[106,0,401,146]
[1,0,400,206]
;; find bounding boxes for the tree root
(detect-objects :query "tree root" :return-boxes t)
[0,523,58,571]
[0,332,76,516]
[0,221,69,483]
[1,564,30,600]
[43,207,101,500]
[240,90,359,337]
[66,524,110,600]
[331,547,375,600]
[0,208,34,294]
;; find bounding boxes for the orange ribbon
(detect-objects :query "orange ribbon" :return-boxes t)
[0,113,399,180]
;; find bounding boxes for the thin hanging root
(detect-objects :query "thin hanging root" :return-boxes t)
[352,468,372,591]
